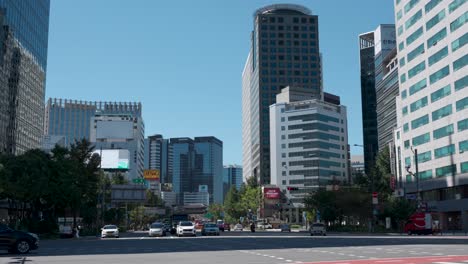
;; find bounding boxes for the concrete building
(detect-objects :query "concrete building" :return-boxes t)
[44,99,142,147]
[393,0,468,231]
[183,192,210,206]
[169,137,223,205]
[270,87,349,206]
[0,0,50,155]
[359,24,396,174]
[41,135,65,153]
[90,111,145,181]
[242,4,323,185]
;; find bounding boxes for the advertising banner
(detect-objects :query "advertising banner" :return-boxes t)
[263,187,280,199]
[143,169,160,180]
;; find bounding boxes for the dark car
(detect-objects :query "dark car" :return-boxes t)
[279,224,291,232]
[0,224,39,254]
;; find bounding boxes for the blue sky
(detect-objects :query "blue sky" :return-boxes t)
[46,0,395,165]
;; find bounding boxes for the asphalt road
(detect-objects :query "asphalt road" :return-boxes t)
[1,232,468,264]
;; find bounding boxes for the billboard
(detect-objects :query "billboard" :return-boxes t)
[263,187,280,199]
[199,185,208,193]
[93,149,130,169]
[144,169,160,180]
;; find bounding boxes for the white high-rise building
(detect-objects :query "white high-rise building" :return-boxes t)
[270,87,349,206]
[393,0,468,231]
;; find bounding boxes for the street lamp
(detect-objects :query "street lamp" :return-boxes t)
[406,146,421,207]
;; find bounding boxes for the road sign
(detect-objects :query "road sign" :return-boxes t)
[372,192,378,205]
[132,178,145,184]
[143,169,160,180]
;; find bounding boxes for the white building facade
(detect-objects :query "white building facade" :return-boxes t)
[270,87,349,205]
[393,0,468,231]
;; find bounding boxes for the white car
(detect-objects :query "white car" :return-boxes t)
[257,222,272,229]
[233,224,243,231]
[176,221,196,237]
[149,222,165,237]
[310,223,326,236]
[101,225,119,238]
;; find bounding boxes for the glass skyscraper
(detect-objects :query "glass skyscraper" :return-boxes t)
[170,137,223,204]
[0,0,50,155]
[242,4,322,185]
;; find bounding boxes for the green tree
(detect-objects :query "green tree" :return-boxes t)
[207,203,224,221]
[245,176,258,188]
[224,186,242,222]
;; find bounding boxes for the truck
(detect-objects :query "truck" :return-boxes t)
[403,212,440,235]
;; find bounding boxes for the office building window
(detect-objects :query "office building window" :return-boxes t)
[429,65,449,84]
[434,144,455,158]
[405,157,411,166]
[459,140,468,153]
[398,25,404,36]
[427,27,447,48]
[410,97,428,112]
[412,132,430,146]
[406,26,424,46]
[425,0,442,13]
[462,162,468,173]
[408,43,425,62]
[431,84,451,102]
[456,97,468,111]
[458,118,468,131]
[433,124,454,139]
[455,75,468,91]
[436,164,456,177]
[411,114,429,129]
[426,10,446,31]
[399,41,405,51]
[432,104,453,121]
[403,106,408,116]
[428,46,448,66]
[400,57,406,67]
[405,9,422,29]
[453,54,468,71]
[404,140,410,149]
[401,73,407,83]
[417,151,432,163]
[397,10,403,21]
[452,32,468,52]
[409,78,427,95]
[404,123,409,132]
[450,11,468,32]
[408,61,426,79]
[402,90,408,99]
[449,0,467,13]
[419,170,433,180]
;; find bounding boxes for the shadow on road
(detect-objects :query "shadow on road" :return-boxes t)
[1,234,468,259]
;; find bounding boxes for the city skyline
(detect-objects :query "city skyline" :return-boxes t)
[45,0,395,165]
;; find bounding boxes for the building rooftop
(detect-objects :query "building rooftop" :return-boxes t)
[254,4,311,18]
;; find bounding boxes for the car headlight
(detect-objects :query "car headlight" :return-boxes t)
[28,233,39,240]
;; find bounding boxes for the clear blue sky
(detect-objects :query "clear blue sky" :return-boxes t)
[46,0,395,165]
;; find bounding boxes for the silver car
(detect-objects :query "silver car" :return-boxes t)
[149,223,165,237]
[310,223,326,236]
[201,223,220,236]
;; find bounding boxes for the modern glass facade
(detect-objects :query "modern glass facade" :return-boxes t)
[0,0,50,155]
[169,137,223,205]
[144,134,169,184]
[359,25,396,174]
[223,165,243,198]
[242,4,322,185]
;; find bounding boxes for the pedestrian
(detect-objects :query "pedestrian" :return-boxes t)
[74,225,80,238]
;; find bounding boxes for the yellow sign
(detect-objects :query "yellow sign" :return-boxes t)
[143,170,160,180]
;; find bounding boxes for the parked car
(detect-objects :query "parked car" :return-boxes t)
[163,223,172,233]
[233,224,243,231]
[310,223,326,236]
[216,220,230,232]
[0,224,39,254]
[101,225,119,238]
[201,223,220,236]
[257,222,272,229]
[176,221,196,237]
[279,224,291,232]
[148,222,165,237]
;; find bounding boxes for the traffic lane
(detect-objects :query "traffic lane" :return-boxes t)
[4,235,467,257]
[303,255,468,264]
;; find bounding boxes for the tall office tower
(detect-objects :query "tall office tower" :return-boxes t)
[44,99,142,147]
[89,107,145,181]
[359,24,396,174]
[393,0,468,231]
[144,134,169,182]
[0,0,50,155]
[242,4,322,185]
[169,137,223,205]
[270,87,349,205]
[223,165,243,191]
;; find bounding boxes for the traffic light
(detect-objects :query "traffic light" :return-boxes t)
[287,186,299,191]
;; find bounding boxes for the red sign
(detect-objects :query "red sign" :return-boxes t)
[264,187,280,199]
[372,192,378,198]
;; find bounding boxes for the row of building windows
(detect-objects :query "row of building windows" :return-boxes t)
[261,16,316,24]
[406,162,468,182]
[261,39,318,47]
[404,118,468,149]
[261,32,317,39]
[405,103,468,133]
[260,25,316,32]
